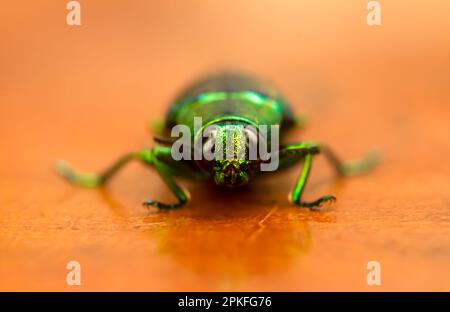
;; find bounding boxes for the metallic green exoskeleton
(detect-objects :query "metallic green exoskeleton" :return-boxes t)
[57,72,379,210]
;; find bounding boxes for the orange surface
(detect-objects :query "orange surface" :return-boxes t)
[1,1,449,291]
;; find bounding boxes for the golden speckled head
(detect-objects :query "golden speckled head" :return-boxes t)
[195,121,260,187]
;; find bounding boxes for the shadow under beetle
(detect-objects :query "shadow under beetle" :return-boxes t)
[57,72,379,210]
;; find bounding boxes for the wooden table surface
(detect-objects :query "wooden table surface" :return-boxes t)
[1,1,449,291]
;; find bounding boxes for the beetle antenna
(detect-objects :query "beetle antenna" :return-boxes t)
[153,135,177,146]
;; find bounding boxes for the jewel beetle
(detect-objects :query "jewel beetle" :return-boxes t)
[57,72,379,210]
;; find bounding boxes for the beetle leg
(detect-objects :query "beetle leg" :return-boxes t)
[56,146,192,210]
[279,142,380,208]
[56,152,140,188]
[320,145,380,177]
[279,143,335,208]
[140,146,190,210]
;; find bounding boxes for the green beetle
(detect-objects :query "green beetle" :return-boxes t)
[57,72,378,210]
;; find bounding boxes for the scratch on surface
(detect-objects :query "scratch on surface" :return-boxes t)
[248,206,278,243]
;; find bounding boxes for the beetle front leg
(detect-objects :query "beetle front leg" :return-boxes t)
[279,143,335,208]
[56,146,189,210]
[139,146,189,210]
[279,142,379,208]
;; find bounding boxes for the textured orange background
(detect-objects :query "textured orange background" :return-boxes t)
[0,1,449,291]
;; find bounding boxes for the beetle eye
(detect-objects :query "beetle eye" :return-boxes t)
[202,128,217,157]
[244,128,258,150]
[203,136,216,155]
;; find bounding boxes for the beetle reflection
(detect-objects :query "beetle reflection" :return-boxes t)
[98,181,336,277]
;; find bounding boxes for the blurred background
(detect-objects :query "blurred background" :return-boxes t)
[0,0,449,291]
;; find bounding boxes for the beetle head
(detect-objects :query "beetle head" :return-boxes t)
[195,122,260,187]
